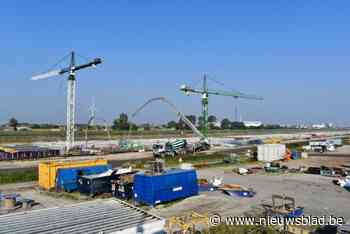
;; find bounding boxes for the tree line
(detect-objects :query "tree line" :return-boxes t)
[2,115,283,132]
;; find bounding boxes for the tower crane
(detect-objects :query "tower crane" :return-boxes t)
[31,51,102,153]
[180,74,263,136]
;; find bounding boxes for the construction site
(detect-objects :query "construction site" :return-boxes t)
[0,51,349,233]
[2,2,350,234]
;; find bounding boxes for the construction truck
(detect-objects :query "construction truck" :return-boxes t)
[152,115,210,158]
[130,97,210,157]
[302,141,335,153]
[153,139,188,157]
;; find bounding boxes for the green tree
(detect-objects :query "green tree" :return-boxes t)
[221,118,231,129]
[208,115,217,123]
[141,123,151,131]
[112,113,130,130]
[9,117,18,131]
[167,121,178,129]
[130,123,138,131]
[231,121,245,129]
[186,115,196,126]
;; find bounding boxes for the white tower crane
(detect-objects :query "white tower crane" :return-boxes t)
[31,51,102,153]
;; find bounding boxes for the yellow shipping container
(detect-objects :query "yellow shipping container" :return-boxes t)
[38,159,108,190]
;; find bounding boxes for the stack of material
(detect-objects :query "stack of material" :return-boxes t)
[0,199,165,234]
[144,159,165,175]
[0,193,35,214]
[0,145,60,161]
[38,159,108,190]
[257,144,286,162]
[218,184,256,198]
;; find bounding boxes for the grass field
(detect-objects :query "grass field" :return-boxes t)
[0,168,37,184]
[0,128,335,144]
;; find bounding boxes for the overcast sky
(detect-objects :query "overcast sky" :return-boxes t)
[1,1,349,126]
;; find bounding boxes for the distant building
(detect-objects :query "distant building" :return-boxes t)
[243,121,262,128]
[312,123,327,129]
[17,126,32,131]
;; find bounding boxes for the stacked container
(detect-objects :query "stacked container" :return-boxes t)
[38,159,108,190]
[133,169,198,206]
[56,165,112,192]
[257,144,286,162]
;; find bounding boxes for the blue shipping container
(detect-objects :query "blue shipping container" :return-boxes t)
[56,165,112,192]
[291,151,299,160]
[133,169,198,206]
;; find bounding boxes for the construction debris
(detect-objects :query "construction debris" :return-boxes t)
[262,194,304,218]
[264,162,288,173]
[0,193,36,214]
[333,176,350,191]
[234,167,249,175]
[218,184,256,198]
[166,211,209,234]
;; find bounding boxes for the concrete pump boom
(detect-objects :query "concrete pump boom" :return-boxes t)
[131,97,206,140]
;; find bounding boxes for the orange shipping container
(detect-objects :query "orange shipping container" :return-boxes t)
[38,159,108,190]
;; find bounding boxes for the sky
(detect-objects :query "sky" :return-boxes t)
[1,1,350,126]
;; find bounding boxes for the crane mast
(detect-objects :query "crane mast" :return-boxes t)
[201,75,209,136]
[66,52,76,152]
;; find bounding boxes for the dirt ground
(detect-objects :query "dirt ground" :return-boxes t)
[1,146,350,225]
[152,146,350,221]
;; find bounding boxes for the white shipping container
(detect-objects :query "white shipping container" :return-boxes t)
[257,144,286,162]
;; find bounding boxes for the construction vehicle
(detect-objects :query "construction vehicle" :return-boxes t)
[302,141,335,153]
[128,97,210,157]
[153,139,188,157]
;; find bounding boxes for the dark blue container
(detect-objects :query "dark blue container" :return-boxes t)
[56,165,112,192]
[291,151,299,160]
[77,174,114,196]
[133,169,198,206]
[114,183,133,200]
